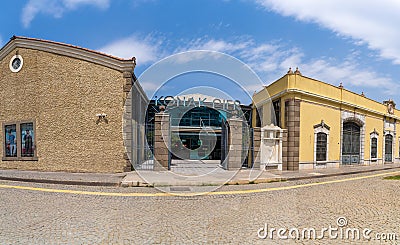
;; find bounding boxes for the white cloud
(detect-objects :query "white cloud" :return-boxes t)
[180,36,399,96]
[21,0,110,28]
[255,0,400,64]
[98,33,399,97]
[140,81,161,92]
[98,34,164,64]
[189,39,253,53]
[301,59,394,89]
[62,0,109,9]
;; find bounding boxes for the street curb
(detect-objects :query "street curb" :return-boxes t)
[120,165,400,187]
[1,166,400,187]
[0,176,121,187]
[283,166,400,181]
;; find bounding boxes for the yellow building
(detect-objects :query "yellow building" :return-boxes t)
[253,68,399,170]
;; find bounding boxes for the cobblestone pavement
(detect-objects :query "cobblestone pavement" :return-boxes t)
[0,169,399,244]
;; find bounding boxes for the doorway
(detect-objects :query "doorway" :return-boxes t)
[342,122,361,164]
[385,134,393,162]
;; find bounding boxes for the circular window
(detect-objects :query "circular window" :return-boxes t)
[9,55,23,72]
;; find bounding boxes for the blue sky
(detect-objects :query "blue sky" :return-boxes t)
[1,0,399,104]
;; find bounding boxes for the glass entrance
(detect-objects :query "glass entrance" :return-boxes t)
[385,134,393,162]
[342,122,361,164]
[171,132,221,160]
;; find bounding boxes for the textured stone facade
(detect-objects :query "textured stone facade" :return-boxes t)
[0,37,138,172]
[226,117,243,170]
[252,127,261,169]
[153,112,170,170]
[284,98,300,170]
[281,130,288,170]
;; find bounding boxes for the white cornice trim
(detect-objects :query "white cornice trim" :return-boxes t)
[0,37,135,73]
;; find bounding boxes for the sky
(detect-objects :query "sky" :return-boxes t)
[1,0,400,104]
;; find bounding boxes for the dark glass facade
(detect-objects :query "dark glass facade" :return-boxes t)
[145,99,252,160]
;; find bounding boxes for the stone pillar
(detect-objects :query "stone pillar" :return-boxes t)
[285,98,300,171]
[252,127,261,169]
[122,71,133,104]
[282,130,288,170]
[154,112,170,171]
[227,117,243,170]
[122,84,133,172]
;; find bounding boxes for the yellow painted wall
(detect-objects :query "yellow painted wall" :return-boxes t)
[253,74,400,121]
[299,99,341,162]
[252,73,400,165]
[292,75,399,117]
[263,75,288,98]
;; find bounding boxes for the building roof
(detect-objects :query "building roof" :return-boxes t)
[0,36,135,72]
[254,70,399,119]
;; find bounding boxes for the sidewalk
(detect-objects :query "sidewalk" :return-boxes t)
[0,163,399,187]
[120,163,400,187]
[0,169,125,186]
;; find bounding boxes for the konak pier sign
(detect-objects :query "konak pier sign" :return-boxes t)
[154,95,242,112]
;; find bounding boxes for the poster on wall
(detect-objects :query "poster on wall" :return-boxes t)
[5,124,17,157]
[21,123,34,157]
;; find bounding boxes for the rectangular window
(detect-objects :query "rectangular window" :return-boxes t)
[272,99,281,127]
[371,137,377,159]
[5,124,17,157]
[316,132,327,161]
[21,123,34,157]
[2,121,37,161]
[256,106,263,127]
[255,110,261,128]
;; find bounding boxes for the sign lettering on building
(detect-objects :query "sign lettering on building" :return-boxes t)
[154,96,242,112]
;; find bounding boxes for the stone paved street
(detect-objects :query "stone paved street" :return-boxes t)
[0,169,399,244]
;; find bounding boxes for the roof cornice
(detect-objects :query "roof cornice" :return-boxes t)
[0,36,135,73]
[256,88,400,120]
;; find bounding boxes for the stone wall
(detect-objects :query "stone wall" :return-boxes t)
[0,47,131,172]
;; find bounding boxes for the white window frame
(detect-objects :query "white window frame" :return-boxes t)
[384,131,394,163]
[370,130,379,162]
[314,121,330,164]
[9,54,23,73]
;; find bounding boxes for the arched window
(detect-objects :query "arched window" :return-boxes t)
[314,120,330,163]
[370,129,379,162]
[316,132,327,161]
